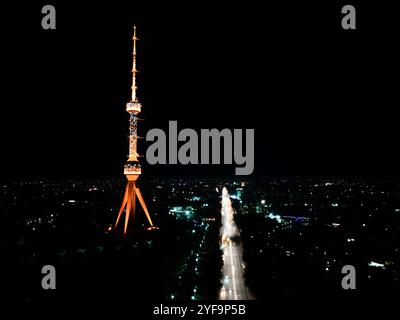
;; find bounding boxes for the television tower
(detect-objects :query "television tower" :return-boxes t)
[114,26,155,235]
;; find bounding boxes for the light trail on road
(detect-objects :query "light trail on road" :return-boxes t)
[219,187,253,300]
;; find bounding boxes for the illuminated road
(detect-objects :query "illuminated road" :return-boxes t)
[219,187,252,300]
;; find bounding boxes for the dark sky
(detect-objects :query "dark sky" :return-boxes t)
[1,1,399,180]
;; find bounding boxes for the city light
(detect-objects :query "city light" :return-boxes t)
[219,187,252,300]
[368,261,385,269]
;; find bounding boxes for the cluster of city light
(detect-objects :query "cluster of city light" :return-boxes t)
[191,225,207,300]
[267,213,282,223]
[368,261,386,269]
[219,187,252,300]
[167,212,209,300]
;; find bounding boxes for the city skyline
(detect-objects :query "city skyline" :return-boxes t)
[1,1,399,311]
[1,176,399,302]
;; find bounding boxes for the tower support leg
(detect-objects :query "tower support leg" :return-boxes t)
[136,187,154,226]
[132,182,137,224]
[115,183,129,228]
[124,182,133,235]
[115,179,154,234]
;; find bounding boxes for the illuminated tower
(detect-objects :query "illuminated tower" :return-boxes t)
[115,26,155,235]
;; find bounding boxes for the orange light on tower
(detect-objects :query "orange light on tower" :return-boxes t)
[115,26,156,235]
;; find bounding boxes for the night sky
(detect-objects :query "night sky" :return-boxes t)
[1,1,399,180]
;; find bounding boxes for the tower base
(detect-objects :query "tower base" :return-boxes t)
[115,178,154,235]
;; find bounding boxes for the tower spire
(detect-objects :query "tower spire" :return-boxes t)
[131,25,139,102]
